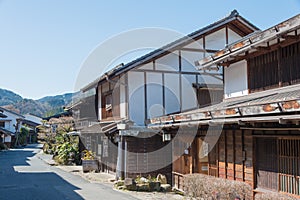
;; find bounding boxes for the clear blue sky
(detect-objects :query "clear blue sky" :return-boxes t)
[0,0,299,99]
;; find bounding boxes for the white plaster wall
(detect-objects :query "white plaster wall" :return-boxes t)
[228,28,242,45]
[97,86,102,120]
[156,51,179,71]
[138,62,154,70]
[4,135,11,142]
[205,28,226,50]
[181,51,203,72]
[185,38,203,49]
[128,71,145,125]
[164,73,180,115]
[146,73,163,118]
[224,60,248,99]
[4,113,17,132]
[119,75,127,119]
[181,74,198,111]
[1,111,23,133]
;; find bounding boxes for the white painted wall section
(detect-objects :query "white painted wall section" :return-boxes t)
[128,71,145,125]
[138,62,154,70]
[164,73,180,115]
[97,86,102,120]
[228,28,242,44]
[146,73,163,118]
[181,51,203,72]
[205,28,226,50]
[156,51,179,71]
[181,74,198,111]
[119,75,127,119]
[224,60,248,99]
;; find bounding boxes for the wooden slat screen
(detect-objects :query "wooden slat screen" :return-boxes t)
[278,139,300,196]
[248,50,279,93]
[248,41,300,93]
[281,41,300,86]
[255,138,278,191]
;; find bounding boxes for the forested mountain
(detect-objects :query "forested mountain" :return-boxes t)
[0,88,74,117]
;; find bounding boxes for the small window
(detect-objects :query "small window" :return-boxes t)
[0,121,5,128]
[102,93,113,119]
[105,94,112,112]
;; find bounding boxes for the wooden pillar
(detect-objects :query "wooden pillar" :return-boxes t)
[277,47,283,87]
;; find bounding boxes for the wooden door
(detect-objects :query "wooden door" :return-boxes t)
[255,138,278,191]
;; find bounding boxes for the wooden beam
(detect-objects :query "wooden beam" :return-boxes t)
[214,32,300,68]
[281,35,300,40]
[180,47,218,53]
[255,46,271,51]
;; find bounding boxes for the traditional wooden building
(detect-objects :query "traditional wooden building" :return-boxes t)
[0,107,24,147]
[77,10,258,181]
[149,13,300,198]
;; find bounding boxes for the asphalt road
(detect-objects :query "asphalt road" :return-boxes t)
[0,144,138,200]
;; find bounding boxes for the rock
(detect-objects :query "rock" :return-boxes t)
[137,183,150,192]
[117,186,126,190]
[124,178,137,191]
[149,181,161,192]
[156,174,167,184]
[139,177,149,183]
[115,180,124,187]
[160,184,172,192]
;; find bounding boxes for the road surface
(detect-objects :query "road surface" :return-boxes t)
[0,144,138,200]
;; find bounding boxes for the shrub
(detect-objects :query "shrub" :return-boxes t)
[183,174,252,199]
[0,142,8,150]
[42,124,80,165]
[18,127,29,146]
[255,192,298,200]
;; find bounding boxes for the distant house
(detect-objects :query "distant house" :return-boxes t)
[150,13,300,198]
[0,107,24,147]
[42,110,73,134]
[75,10,258,182]
[22,113,43,143]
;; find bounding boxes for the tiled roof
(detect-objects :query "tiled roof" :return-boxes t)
[80,121,119,134]
[0,106,25,118]
[0,127,14,136]
[149,84,300,126]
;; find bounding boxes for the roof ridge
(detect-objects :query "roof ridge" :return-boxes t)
[229,9,239,17]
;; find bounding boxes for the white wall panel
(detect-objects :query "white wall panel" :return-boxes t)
[181,74,198,111]
[228,28,242,44]
[128,71,145,125]
[119,75,127,119]
[205,28,226,50]
[146,73,163,118]
[97,86,102,120]
[224,60,248,99]
[156,51,179,71]
[185,38,203,49]
[181,51,203,72]
[164,73,180,115]
[138,62,154,70]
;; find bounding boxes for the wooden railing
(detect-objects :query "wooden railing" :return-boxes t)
[173,171,184,191]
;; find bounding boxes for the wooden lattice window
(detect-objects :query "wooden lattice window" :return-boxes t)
[278,138,300,196]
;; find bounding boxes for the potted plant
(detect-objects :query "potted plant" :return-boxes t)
[81,150,99,173]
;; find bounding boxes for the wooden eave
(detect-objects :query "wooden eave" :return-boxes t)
[197,13,300,69]
[148,84,300,126]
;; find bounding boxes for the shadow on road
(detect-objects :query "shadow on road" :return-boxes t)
[0,146,84,200]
